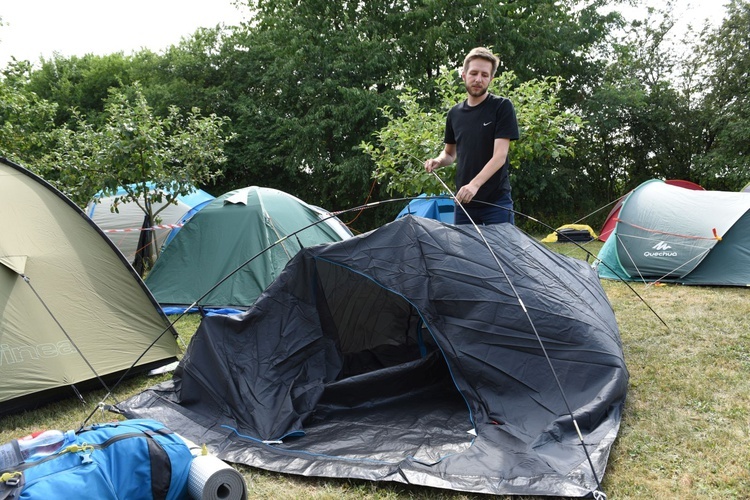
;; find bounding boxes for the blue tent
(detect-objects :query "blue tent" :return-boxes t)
[396,194,454,223]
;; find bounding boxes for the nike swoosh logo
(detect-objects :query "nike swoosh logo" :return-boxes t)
[483,122,492,126]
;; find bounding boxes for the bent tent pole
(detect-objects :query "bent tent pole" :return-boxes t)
[467,197,671,331]
[429,171,607,498]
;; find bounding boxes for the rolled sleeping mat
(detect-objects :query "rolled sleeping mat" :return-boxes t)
[188,454,248,500]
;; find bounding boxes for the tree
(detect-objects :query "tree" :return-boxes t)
[25,52,138,127]
[360,70,582,228]
[213,1,402,230]
[697,0,750,190]
[212,0,618,231]
[0,62,58,164]
[562,1,713,223]
[41,83,234,272]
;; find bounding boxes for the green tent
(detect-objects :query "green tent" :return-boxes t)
[144,186,351,309]
[0,158,180,415]
[597,179,750,286]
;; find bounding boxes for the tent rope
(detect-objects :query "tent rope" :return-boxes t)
[611,232,713,286]
[343,178,378,226]
[573,196,622,225]
[428,171,606,497]
[20,274,119,406]
[615,218,722,241]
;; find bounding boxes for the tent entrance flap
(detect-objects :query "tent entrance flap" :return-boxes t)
[292,351,473,465]
[289,258,474,463]
[314,258,438,377]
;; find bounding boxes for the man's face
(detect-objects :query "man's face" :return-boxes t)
[462,59,494,98]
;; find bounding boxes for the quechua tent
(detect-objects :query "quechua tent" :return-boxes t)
[144,186,351,310]
[598,179,704,241]
[0,158,180,415]
[121,215,628,497]
[597,179,750,285]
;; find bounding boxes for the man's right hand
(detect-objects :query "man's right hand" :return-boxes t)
[424,158,441,173]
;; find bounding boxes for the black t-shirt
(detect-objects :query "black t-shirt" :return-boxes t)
[444,94,519,205]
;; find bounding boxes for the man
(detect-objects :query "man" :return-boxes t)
[424,47,520,225]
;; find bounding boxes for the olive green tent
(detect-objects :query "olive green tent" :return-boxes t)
[144,186,351,310]
[0,158,180,415]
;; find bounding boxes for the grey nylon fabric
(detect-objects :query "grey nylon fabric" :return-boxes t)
[120,216,628,496]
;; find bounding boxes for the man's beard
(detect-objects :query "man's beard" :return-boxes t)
[465,82,488,97]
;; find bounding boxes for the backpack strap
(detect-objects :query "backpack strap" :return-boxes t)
[143,430,172,500]
[0,472,24,500]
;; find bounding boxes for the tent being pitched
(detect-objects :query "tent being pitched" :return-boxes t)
[85,182,214,263]
[0,158,180,416]
[121,215,628,497]
[597,179,750,286]
[144,186,351,310]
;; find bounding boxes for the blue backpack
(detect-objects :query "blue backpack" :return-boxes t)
[0,419,194,500]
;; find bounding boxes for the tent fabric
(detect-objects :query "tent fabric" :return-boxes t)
[596,179,750,285]
[144,186,351,310]
[120,215,628,497]
[598,179,704,241]
[541,224,597,243]
[395,194,455,223]
[85,183,215,262]
[0,158,180,415]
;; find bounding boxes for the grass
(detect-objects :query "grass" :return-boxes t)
[2,239,749,499]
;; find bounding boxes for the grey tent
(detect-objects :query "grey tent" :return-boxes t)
[0,158,180,415]
[120,215,628,497]
[597,179,750,285]
[85,182,215,264]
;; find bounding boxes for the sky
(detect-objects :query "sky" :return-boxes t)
[618,0,729,37]
[0,1,729,69]
[0,0,247,67]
